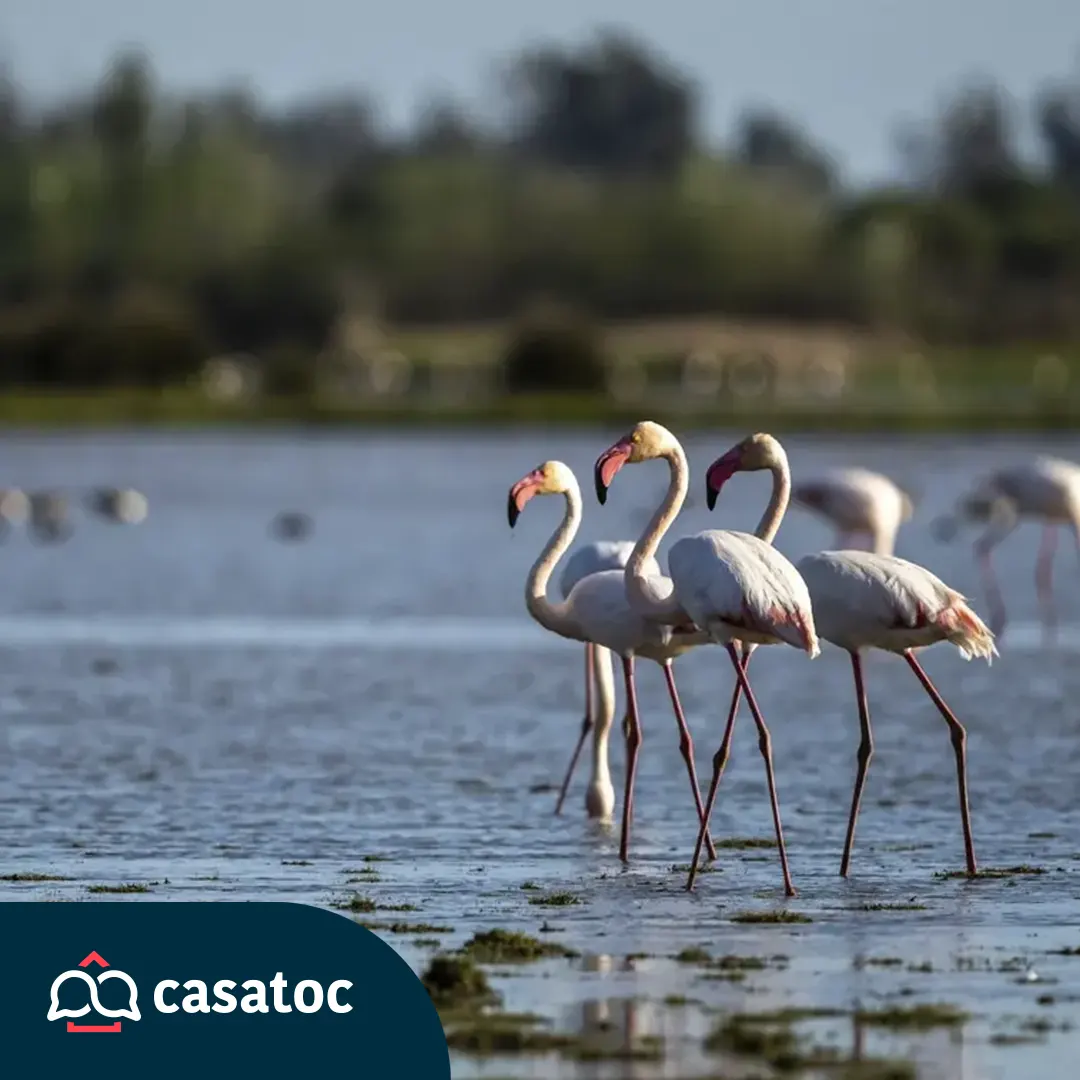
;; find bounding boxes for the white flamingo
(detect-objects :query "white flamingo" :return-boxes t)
[553,542,660,818]
[931,456,1080,639]
[699,433,996,881]
[507,461,718,863]
[594,423,819,897]
[792,468,915,555]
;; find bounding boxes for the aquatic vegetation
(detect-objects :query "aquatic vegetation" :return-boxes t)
[730,910,812,924]
[459,929,578,963]
[674,946,711,964]
[519,881,541,890]
[935,865,1046,879]
[87,883,151,894]
[855,1003,968,1029]
[422,955,496,1007]
[527,891,581,907]
[332,893,376,913]
[358,920,454,934]
[0,872,71,882]
[280,859,312,866]
[714,837,778,849]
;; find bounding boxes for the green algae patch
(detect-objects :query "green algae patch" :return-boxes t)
[358,920,454,934]
[935,865,1045,880]
[855,1003,968,1030]
[527,891,581,907]
[422,954,497,1008]
[731,910,812,924]
[714,837,778,849]
[1,873,72,882]
[87,883,151,894]
[460,929,579,963]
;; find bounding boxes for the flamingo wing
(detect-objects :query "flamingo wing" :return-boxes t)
[668,530,817,652]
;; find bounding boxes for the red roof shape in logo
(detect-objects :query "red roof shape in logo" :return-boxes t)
[79,952,109,969]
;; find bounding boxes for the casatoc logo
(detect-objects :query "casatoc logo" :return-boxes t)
[2,901,449,1079]
[47,948,354,1032]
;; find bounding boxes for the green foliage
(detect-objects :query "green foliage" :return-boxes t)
[0,43,1079,391]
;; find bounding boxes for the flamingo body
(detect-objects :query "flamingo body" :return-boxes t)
[669,530,818,653]
[797,551,996,660]
[559,541,660,599]
[793,468,913,554]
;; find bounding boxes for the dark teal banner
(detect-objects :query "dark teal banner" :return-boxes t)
[0,902,449,1077]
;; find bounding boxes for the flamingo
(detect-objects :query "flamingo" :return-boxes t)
[554,542,661,818]
[594,423,819,897]
[930,457,1080,640]
[698,433,996,881]
[507,460,718,863]
[792,468,915,555]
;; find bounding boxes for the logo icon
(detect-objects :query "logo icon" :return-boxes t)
[47,951,140,1033]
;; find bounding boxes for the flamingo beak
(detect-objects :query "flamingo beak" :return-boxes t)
[508,470,544,528]
[594,438,633,505]
[705,453,741,511]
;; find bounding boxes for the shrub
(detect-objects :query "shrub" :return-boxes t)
[501,301,607,393]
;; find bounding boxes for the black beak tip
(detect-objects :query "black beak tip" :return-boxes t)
[507,496,519,528]
[706,485,717,511]
[594,468,608,506]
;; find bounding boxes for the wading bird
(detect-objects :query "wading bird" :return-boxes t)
[595,424,818,897]
[555,542,661,818]
[508,461,717,863]
[700,434,996,881]
[792,468,915,555]
[931,457,1080,640]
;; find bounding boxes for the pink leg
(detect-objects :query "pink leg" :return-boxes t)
[976,545,1007,639]
[686,643,750,891]
[695,643,796,896]
[1036,524,1058,643]
[839,650,873,877]
[618,655,642,864]
[661,661,717,862]
[904,651,978,876]
[554,642,594,815]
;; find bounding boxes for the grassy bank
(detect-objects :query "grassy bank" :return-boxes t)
[0,388,1078,433]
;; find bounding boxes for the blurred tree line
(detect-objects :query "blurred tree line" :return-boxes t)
[1,33,1079,391]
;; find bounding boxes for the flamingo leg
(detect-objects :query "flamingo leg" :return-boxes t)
[661,661,717,862]
[903,651,978,876]
[554,642,594,815]
[618,655,643,864]
[839,650,873,877]
[727,642,796,897]
[686,643,750,891]
[976,545,1007,639]
[1035,524,1058,643]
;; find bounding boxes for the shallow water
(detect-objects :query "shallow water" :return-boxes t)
[2,428,1080,1078]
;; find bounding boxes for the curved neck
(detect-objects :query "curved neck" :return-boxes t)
[626,443,689,621]
[525,486,584,640]
[756,454,792,544]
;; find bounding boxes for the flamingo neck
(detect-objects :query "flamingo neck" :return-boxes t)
[525,485,584,640]
[626,443,689,623]
[756,451,793,544]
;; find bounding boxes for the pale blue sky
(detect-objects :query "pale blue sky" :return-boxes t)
[1,0,1077,180]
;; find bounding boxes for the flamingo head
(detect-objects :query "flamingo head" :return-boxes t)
[508,461,575,527]
[705,432,786,510]
[593,420,679,505]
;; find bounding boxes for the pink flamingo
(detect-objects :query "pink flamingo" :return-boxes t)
[594,423,818,897]
[693,433,996,885]
[792,468,915,555]
[508,461,718,863]
[931,456,1080,640]
[554,542,660,818]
